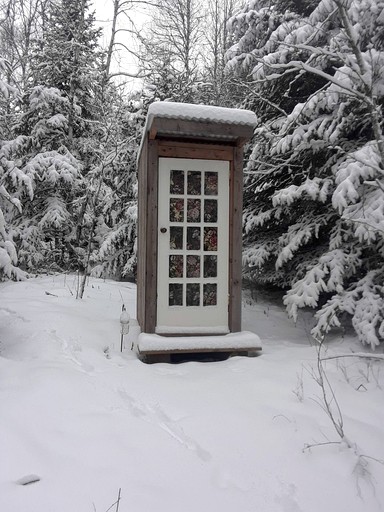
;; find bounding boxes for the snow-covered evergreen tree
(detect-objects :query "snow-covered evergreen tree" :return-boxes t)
[226,0,384,348]
[26,0,118,275]
[0,57,25,279]
[2,0,105,273]
[31,0,103,142]
[2,86,81,271]
[1,0,141,282]
[74,89,140,284]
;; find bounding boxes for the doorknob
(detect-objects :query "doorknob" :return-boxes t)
[160,227,167,233]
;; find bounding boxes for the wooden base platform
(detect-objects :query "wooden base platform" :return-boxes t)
[137,331,262,363]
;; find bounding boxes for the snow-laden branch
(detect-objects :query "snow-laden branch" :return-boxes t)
[108,70,149,79]
[258,58,368,102]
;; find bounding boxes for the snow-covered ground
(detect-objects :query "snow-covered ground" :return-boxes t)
[0,275,383,512]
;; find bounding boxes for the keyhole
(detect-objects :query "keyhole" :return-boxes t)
[160,227,167,234]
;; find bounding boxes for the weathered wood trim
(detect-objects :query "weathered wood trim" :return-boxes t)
[149,124,157,141]
[228,146,244,332]
[145,140,159,333]
[157,142,233,161]
[158,140,235,152]
[136,137,147,329]
[140,346,262,356]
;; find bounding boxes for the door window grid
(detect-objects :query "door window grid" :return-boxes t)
[168,169,219,307]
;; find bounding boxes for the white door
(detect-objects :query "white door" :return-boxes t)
[156,158,229,334]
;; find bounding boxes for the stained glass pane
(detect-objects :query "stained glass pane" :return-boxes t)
[204,172,218,195]
[187,255,200,278]
[187,227,200,250]
[170,227,183,250]
[170,170,184,194]
[204,199,217,223]
[204,227,217,251]
[169,255,183,278]
[187,171,201,195]
[204,255,217,278]
[186,283,200,306]
[187,199,201,222]
[170,198,184,222]
[203,283,217,306]
[169,284,183,306]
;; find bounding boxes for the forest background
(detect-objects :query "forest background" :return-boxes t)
[1,0,383,348]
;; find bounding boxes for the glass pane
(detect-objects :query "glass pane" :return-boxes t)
[187,255,200,278]
[170,227,183,250]
[204,255,217,278]
[203,283,217,306]
[204,172,218,195]
[187,171,201,195]
[170,198,184,222]
[187,227,200,250]
[204,227,217,251]
[187,283,200,306]
[204,199,217,223]
[170,170,184,194]
[169,283,183,306]
[169,255,183,278]
[187,199,201,223]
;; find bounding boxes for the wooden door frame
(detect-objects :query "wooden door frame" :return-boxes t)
[137,138,243,334]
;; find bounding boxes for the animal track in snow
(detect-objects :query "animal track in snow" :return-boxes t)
[118,389,211,462]
[0,307,30,324]
[49,330,95,373]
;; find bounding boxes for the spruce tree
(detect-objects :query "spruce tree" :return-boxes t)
[31,0,103,142]
[226,0,384,347]
[0,57,25,279]
[22,0,104,272]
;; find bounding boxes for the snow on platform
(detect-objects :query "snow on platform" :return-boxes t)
[146,101,257,127]
[138,331,262,354]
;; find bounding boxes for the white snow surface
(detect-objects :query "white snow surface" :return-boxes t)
[1,275,384,512]
[147,101,257,127]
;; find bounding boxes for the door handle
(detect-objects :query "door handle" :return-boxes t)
[160,227,167,233]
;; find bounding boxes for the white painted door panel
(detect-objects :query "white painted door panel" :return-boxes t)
[156,158,229,334]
